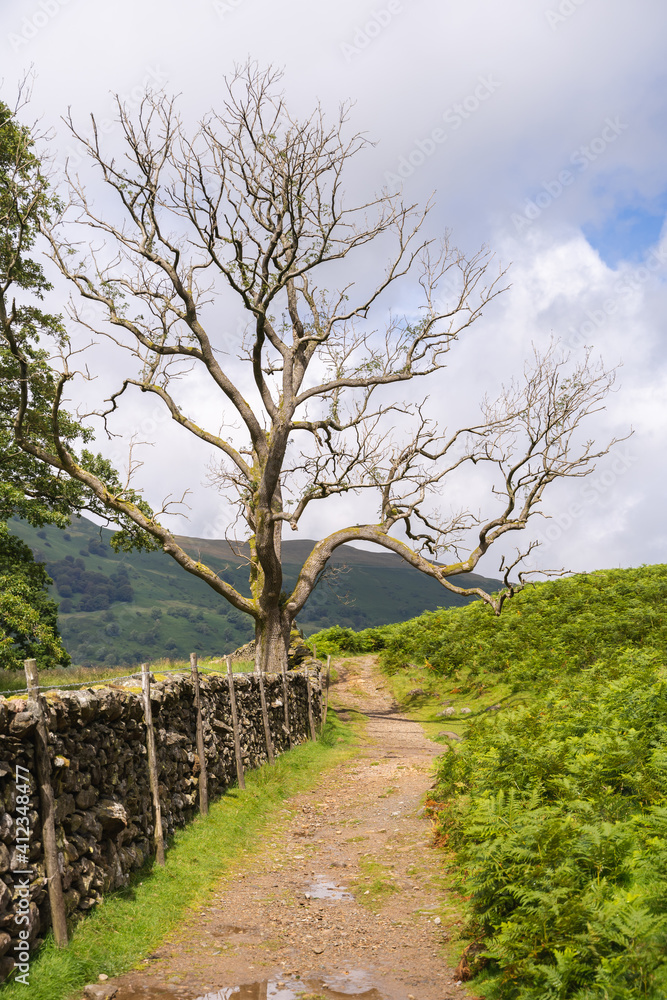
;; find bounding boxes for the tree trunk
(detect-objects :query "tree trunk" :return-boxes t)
[254,604,291,673]
[252,487,291,673]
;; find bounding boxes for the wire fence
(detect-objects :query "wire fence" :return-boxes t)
[0,661,311,697]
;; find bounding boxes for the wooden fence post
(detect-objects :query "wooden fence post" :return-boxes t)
[280,662,292,749]
[190,653,209,816]
[226,658,245,790]
[255,663,274,764]
[24,659,68,948]
[141,663,165,866]
[323,655,331,729]
[305,664,316,742]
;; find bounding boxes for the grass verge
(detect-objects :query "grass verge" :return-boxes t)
[1,711,355,1000]
[377,657,518,745]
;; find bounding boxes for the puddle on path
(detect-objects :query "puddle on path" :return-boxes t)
[320,970,382,995]
[112,989,191,1000]
[197,970,383,999]
[305,880,353,901]
[112,971,384,1000]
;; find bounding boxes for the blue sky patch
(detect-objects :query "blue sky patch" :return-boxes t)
[583,197,667,267]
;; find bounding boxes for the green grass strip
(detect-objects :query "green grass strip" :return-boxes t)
[1,711,356,1000]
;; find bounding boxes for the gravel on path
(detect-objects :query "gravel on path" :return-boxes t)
[93,656,477,1000]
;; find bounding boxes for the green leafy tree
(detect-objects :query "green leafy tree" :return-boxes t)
[0,522,69,669]
[0,95,156,538]
[0,94,74,527]
[0,92,157,668]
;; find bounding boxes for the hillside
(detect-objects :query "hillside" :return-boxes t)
[311,566,667,998]
[8,515,501,667]
[311,562,667,676]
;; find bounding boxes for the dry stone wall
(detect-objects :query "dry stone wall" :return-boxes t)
[0,666,322,982]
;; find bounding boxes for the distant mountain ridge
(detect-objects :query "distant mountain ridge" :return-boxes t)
[9,515,502,667]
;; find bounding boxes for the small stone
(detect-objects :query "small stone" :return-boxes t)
[312,944,324,954]
[9,711,37,736]
[76,787,98,809]
[434,916,441,924]
[98,974,109,981]
[83,985,118,1000]
[55,792,76,823]
[95,800,128,834]
[438,730,463,741]
[1,868,24,908]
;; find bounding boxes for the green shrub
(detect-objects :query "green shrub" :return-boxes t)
[434,648,667,998]
[308,623,391,656]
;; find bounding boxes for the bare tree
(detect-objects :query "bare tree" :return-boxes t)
[3,65,623,671]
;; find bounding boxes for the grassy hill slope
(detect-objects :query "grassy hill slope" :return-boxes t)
[8,515,501,667]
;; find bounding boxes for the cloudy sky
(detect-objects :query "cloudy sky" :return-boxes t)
[2,0,666,580]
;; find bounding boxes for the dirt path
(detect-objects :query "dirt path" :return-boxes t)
[100,657,475,1000]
